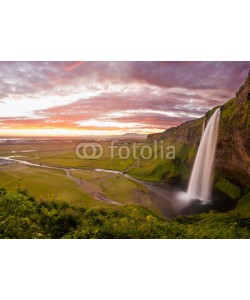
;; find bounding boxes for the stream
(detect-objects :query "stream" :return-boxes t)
[0,156,177,218]
[0,157,235,218]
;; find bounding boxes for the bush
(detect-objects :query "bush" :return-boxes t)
[0,188,249,239]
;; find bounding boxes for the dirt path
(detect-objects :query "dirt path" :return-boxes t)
[0,156,177,216]
[0,157,123,206]
[64,169,122,206]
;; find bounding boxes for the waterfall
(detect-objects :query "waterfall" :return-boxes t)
[187,108,221,203]
[201,118,205,135]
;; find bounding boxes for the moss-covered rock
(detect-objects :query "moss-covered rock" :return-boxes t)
[235,192,250,218]
[214,177,242,199]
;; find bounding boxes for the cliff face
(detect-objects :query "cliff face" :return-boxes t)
[148,115,204,146]
[217,71,250,187]
[148,70,250,188]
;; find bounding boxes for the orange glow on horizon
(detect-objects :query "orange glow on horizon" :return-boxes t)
[0,127,160,137]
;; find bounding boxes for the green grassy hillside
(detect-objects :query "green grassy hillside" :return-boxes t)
[0,188,249,239]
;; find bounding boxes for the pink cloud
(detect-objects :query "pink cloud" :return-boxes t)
[0,62,249,135]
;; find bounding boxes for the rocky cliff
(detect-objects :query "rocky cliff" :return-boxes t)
[147,70,250,190]
[217,70,250,187]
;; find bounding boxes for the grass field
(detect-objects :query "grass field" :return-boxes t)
[70,169,160,214]
[0,139,188,183]
[0,140,138,170]
[0,163,99,207]
[0,140,163,215]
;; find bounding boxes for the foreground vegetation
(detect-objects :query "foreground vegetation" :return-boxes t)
[0,188,249,239]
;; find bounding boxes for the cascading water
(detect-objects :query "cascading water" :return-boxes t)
[187,108,221,203]
[201,118,205,135]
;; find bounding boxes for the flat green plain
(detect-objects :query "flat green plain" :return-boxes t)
[0,164,98,207]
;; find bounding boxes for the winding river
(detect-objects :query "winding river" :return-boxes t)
[0,156,177,218]
[1,156,233,218]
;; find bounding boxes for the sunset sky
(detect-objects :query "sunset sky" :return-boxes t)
[0,61,249,137]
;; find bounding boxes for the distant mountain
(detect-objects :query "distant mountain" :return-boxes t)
[120,133,147,139]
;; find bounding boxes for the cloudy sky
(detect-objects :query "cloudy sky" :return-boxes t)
[0,61,249,137]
